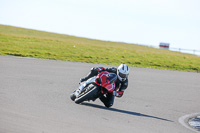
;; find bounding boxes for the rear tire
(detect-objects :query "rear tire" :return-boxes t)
[75,86,98,104]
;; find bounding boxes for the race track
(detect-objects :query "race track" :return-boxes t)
[0,55,200,133]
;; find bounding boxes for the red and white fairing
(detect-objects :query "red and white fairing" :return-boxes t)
[95,71,116,93]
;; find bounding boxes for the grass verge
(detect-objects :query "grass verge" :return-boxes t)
[0,24,200,72]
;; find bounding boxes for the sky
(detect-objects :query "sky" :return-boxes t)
[1,0,200,54]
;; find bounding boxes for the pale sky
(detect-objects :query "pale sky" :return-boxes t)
[1,0,200,53]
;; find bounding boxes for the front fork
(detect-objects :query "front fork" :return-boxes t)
[74,76,97,97]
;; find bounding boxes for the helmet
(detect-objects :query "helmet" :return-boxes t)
[117,63,129,81]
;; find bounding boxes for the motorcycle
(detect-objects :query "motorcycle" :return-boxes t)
[70,71,117,104]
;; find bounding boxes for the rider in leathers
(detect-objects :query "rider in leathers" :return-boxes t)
[78,63,129,108]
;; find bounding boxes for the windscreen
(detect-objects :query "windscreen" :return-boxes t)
[106,73,117,84]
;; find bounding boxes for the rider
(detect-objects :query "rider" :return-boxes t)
[77,63,129,108]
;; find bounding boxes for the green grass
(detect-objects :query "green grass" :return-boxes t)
[0,24,200,72]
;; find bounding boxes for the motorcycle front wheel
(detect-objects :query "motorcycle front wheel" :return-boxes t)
[75,86,99,104]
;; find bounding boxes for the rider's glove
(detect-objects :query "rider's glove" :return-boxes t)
[113,91,117,96]
[113,91,124,97]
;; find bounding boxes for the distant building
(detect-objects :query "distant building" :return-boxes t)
[159,42,170,49]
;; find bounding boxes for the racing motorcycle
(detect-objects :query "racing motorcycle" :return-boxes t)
[70,71,117,104]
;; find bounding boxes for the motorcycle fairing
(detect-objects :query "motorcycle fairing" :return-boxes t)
[95,71,117,93]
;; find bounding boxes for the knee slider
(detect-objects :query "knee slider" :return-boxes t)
[105,103,113,108]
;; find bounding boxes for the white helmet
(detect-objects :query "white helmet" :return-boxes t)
[117,63,129,81]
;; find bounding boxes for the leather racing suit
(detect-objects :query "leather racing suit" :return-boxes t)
[80,67,128,108]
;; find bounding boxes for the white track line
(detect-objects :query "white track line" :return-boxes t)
[179,113,200,133]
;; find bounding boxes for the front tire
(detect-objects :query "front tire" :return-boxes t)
[75,86,99,104]
[70,93,76,101]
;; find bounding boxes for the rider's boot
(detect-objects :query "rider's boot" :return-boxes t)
[80,73,93,82]
[80,68,98,82]
[80,77,88,82]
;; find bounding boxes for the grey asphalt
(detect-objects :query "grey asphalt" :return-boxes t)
[0,55,200,133]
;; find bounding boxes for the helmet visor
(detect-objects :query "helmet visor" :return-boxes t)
[119,72,128,79]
